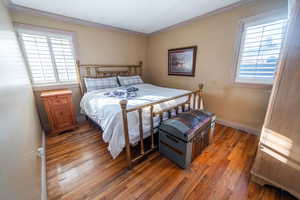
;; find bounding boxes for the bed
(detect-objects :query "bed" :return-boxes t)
[76,60,203,168]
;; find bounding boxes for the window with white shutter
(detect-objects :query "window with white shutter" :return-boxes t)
[235,16,288,85]
[16,26,77,85]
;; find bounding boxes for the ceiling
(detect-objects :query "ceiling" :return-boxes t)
[10,0,245,34]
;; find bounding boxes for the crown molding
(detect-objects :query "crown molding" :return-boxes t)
[149,0,256,35]
[7,1,146,36]
[7,0,256,36]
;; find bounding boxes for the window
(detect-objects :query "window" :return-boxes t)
[235,16,288,85]
[16,26,77,85]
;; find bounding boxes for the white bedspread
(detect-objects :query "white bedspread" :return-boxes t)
[80,83,190,158]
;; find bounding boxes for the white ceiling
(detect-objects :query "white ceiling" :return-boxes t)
[11,0,244,34]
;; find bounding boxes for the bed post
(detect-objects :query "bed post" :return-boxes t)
[198,84,204,110]
[120,100,132,169]
[76,60,84,97]
[138,61,143,77]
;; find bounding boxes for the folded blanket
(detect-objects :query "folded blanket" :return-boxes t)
[104,87,139,99]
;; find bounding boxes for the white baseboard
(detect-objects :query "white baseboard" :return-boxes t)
[216,118,261,135]
[41,131,47,200]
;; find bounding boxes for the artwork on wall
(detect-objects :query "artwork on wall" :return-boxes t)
[168,46,197,76]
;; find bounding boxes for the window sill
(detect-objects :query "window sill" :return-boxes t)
[233,82,273,90]
[32,82,79,91]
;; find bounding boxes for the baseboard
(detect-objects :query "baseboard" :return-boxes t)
[41,131,47,200]
[216,118,261,135]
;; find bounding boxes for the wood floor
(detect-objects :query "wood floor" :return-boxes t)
[46,123,297,200]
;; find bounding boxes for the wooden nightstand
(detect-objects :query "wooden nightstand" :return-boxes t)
[41,89,77,135]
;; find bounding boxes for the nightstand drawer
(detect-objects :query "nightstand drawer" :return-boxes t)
[49,96,69,106]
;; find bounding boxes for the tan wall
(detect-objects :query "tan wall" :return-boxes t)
[0,1,42,199]
[9,0,287,132]
[10,10,148,131]
[146,0,288,131]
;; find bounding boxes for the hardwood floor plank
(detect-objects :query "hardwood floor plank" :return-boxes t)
[92,154,163,200]
[46,123,298,200]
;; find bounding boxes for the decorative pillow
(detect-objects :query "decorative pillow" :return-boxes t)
[118,75,144,86]
[84,77,119,92]
[104,86,139,99]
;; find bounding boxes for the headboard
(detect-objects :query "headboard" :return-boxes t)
[76,60,143,95]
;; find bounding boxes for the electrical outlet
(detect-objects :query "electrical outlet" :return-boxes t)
[37,147,45,158]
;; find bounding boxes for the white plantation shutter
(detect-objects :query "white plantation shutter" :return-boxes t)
[21,33,56,83]
[236,18,287,84]
[17,27,77,84]
[50,37,77,82]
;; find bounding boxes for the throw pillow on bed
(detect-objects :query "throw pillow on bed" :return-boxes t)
[104,86,139,99]
[118,75,144,86]
[84,77,119,92]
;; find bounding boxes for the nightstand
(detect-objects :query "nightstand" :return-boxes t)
[41,89,77,135]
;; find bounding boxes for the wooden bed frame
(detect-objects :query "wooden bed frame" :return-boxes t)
[76,60,204,169]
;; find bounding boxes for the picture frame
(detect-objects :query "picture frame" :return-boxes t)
[168,46,197,76]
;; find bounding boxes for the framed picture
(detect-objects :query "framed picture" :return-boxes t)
[168,46,197,76]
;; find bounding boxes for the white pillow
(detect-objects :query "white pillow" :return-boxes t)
[118,75,144,86]
[84,77,119,92]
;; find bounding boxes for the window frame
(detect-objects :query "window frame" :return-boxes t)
[233,10,288,88]
[15,23,79,87]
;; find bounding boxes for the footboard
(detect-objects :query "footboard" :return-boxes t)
[120,84,204,169]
